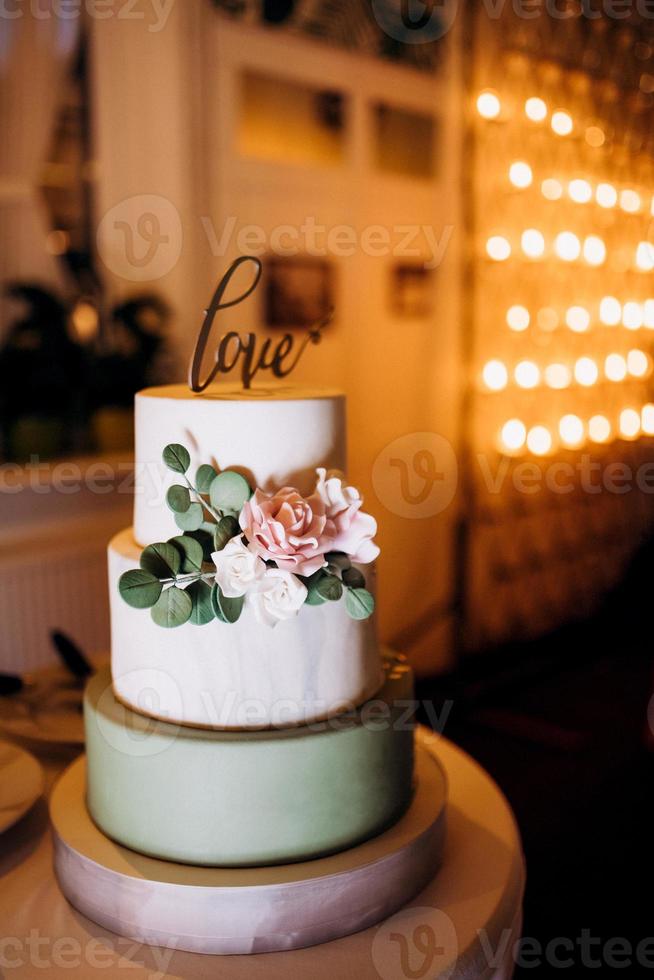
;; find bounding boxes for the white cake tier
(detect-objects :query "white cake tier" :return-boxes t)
[133,384,346,546]
[109,529,383,729]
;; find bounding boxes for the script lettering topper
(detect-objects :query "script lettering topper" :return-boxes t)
[188,256,330,392]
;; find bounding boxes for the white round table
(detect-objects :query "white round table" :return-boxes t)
[0,731,524,979]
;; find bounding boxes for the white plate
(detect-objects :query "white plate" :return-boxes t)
[0,741,44,834]
[0,658,107,747]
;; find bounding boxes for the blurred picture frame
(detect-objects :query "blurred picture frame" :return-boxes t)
[263,256,334,329]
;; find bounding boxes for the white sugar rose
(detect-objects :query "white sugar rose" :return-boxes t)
[250,568,308,627]
[212,536,265,598]
[314,468,380,563]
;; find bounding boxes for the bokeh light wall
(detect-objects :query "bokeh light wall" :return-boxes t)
[461,5,654,649]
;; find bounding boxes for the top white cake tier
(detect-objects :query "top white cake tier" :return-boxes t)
[134,384,346,547]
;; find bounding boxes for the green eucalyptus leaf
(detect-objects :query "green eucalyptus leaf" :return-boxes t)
[162,444,191,474]
[151,586,193,628]
[213,515,241,551]
[325,551,351,572]
[185,529,215,563]
[211,584,244,624]
[166,484,191,514]
[209,471,251,515]
[305,589,327,606]
[174,502,204,532]
[196,463,218,493]
[140,542,181,579]
[119,569,162,609]
[316,573,343,602]
[342,566,365,589]
[187,580,215,626]
[169,534,204,574]
[345,587,375,621]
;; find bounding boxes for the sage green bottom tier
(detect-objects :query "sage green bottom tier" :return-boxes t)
[84,660,415,867]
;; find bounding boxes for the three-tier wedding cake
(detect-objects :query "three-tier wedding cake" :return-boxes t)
[52,265,447,954]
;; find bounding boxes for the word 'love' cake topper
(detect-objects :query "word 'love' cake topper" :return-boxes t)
[189,256,330,392]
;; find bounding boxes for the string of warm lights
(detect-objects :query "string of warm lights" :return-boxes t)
[482,349,651,392]
[498,403,654,455]
[474,83,654,457]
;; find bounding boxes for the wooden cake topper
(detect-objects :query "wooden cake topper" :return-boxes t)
[188,256,330,392]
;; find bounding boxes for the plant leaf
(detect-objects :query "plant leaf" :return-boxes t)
[187,580,215,625]
[151,586,193,628]
[169,535,204,574]
[213,515,240,551]
[196,463,217,493]
[174,502,204,532]
[185,529,215,563]
[211,584,244,624]
[342,566,365,589]
[119,569,162,609]
[166,484,191,514]
[209,471,251,515]
[345,587,375,620]
[162,444,191,474]
[140,542,181,579]
[305,589,327,606]
[316,573,343,601]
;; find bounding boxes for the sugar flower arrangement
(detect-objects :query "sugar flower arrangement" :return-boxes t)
[119,444,379,628]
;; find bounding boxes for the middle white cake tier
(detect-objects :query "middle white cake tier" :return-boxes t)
[109,529,384,729]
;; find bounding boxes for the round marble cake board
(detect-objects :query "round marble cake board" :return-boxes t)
[51,745,446,955]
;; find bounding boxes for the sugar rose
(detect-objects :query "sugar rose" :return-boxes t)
[250,568,308,627]
[314,468,380,563]
[212,536,265,597]
[239,487,334,577]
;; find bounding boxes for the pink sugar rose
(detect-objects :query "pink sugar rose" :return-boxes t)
[314,468,380,564]
[239,487,334,577]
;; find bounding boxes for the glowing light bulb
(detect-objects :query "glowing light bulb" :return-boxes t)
[605,353,627,382]
[644,299,654,328]
[619,408,640,439]
[583,235,606,266]
[487,236,511,261]
[620,189,641,213]
[551,110,573,135]
[565,306,590,332]
[596,183,618,208]
[527,425,552,455]
[585,126,605,148]
[599,296,621,326]
[521,229,545,259]
[509,161,533,188]
[525,97,547,121]
[477,90,501,119]
[589,415,611,443]
[555,232,581,261]
[544,363,571,389]
[559,414,585,447]
[642,404,654,435]
[622,302,643,330]
[568,179,592,204]
[506,305,530,331]
[636,242,654,272]
[537,307,559,331]
[514,360,540,388]
[627,349,649,377]
[482,360,508,390]
[574,357,598,386]
[542,179,563,201]
[500,418,527,452]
